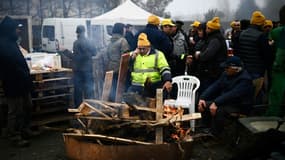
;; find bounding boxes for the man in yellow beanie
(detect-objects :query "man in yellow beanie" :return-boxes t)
[235,11,271,104]
[127,33,172,98]
[193,16,227,93]
[135,15,173,63]
[263,19,273,34]
[147,15,160,26]
[188,20,201,52]
[250,11,265,26]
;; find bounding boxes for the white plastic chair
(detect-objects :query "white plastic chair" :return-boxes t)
[164,75,200,131]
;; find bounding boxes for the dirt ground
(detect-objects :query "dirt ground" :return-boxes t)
[0,119,284,160]
[0,122,237,160]
[0,129,67,160]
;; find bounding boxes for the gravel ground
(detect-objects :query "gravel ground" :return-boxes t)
[0,130,66,160]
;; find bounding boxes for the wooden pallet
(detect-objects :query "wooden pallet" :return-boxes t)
[30,68,74,126]
[31,68,72,81]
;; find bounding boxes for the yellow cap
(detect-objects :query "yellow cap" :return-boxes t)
[191,21,200,27]
[148,15,160,25]
[161,19,176,26]
[264,19,273,27]
[137,33,151,47]
[250,11,265,25]
[230,21,235,28]
[207,17,221,30]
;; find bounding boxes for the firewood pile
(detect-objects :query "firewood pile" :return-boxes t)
[67,91,201,145]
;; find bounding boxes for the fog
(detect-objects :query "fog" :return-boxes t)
[166,0,283,21]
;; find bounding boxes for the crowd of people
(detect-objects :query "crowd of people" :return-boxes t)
[0,4,284,149]
[103,6,285,136]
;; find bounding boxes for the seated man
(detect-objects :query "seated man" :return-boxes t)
[127,33,172,98]
[197,56,254,135]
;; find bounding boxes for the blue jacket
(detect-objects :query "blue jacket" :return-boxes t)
[200,69,253,107]
[135,24,173,61]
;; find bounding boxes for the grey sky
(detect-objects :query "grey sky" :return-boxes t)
[166,0,266,20]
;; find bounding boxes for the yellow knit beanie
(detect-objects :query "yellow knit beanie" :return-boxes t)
[191,21,201,28]
[264,19,273,27]
[148,15,160,25]
[137,33,150,47]
[250,11,265,25]
[207,17,221,30]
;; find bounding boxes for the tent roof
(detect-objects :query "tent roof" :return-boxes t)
[91,0,162,25]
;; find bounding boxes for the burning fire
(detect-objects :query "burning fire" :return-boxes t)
[163,106,192,142]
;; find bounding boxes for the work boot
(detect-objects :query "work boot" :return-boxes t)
[22,128,40,139]
[9,135,30,147]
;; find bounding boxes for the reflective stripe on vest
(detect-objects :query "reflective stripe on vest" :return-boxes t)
[131,50,162,86]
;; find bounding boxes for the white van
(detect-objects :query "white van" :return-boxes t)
[41,18,90,52]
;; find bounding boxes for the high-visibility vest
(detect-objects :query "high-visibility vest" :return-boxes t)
[131,50,170,86]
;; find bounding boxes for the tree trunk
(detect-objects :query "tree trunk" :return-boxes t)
[9,0,13,15]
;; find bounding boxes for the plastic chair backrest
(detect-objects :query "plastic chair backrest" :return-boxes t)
[172,75,200,110]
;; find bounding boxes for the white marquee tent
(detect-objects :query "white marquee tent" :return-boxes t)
[91,0,162,25]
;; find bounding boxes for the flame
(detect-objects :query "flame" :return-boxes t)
[163,106,192,141]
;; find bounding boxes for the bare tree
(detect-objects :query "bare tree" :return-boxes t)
[61,0,75,18]
[262,0,285,21]
[132,0,173,17]
[235,0,259,20]
[9,0,13,15]
[204,9,225,21]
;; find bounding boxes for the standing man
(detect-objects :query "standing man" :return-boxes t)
[194,17,227,94]
[135,15,173,62]
[125,24,136,51]
[106,23,130,101]
[16,23,28,56]
[0,16,33,147]
[235,11,270,79]
[72,25,97,107]
[266,5,285,117]
[235,11,271,103]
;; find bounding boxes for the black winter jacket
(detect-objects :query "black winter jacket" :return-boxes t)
[197,30,227,79]
[0,16,33,97]
[72,33,97,72]
[135,24,173,61]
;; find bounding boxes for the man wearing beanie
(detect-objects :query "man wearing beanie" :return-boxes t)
[0,16,34,147]
[106,22,130,101]
[193,16,227,93]
[127,33,172,98]
[72,25,97,107]
[263,20,273,34]
[135,15,173,62]
[235,11,271,97]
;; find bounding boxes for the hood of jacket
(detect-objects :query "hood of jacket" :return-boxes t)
[110,33,124,43]
[0,16,18,41]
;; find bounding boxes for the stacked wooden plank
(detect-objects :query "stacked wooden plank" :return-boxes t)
[30,68,74,126]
